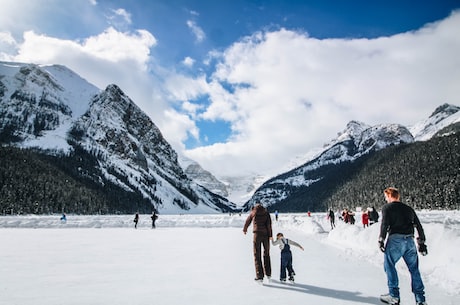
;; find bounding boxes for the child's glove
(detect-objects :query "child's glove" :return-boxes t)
[417,238,428,256]
[378,238,385,252]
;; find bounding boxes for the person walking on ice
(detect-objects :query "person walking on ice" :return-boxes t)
[133,212,139,229]
[272,232,304,282]
[328,209,335,229]
[151,211,158,229]
[243,203,273,282]
[379,187,428,305]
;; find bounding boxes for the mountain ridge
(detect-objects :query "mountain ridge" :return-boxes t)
[242,103,460,212]
[0,61,236,214]
[1,61,459,214]
[188,104,460,207]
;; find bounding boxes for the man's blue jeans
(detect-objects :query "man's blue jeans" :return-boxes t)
[384,234,425,303]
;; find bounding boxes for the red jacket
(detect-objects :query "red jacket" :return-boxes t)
[362,213,369,225]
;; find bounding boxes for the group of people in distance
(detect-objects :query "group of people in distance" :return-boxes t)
[133,211,158,229]
[329,206,380,228]
[243,187,428,305]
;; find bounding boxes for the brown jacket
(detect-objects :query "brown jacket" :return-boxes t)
[243,204,273,237]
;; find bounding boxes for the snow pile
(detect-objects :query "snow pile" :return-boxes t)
[317,210,460,295]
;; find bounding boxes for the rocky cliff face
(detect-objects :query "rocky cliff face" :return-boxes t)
[0,62,236,214]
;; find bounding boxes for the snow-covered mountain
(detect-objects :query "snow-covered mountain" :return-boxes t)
[0,61,236,214]
[245,122,414,208]
[179,155,228,198]
[241,104,459,210]
[179,155,267,206]
[409,103,460,140]
[177,103,460,208]
[3,61,457,213]
[185,104,460,207]
[0,62,99,149]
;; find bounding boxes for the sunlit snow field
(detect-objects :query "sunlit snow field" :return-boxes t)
[1,211,459,305]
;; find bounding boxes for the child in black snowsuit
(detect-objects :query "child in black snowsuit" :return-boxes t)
[272,233,304,282]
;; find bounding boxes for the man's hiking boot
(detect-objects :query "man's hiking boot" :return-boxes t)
[380,294,400,305]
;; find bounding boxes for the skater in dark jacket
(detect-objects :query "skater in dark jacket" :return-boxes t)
[133,213,139,229]
[272,233,304,282]
[243,203,273,282]
[151,212,158,228]
[369,206,379,225]
[379,187,428,305]
[328,209,335,229]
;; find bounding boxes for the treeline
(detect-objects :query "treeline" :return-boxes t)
[0,146,154,215]
[270,132,460,212]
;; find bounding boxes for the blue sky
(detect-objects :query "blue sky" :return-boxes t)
[1,0,460,177]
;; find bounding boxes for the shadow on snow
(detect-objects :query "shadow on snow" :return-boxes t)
[264,280,380,304]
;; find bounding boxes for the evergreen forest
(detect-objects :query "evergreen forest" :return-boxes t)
[0,146,154,215]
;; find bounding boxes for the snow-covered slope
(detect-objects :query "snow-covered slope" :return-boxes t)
[0,61,236,214]
[409,103,460,140]
[242,104,459,210]
[192,104,459,208]
[0,61,100,150]
[179,155,229,198]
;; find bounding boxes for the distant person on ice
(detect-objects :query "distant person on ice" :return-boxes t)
[272,232,304,282]
[379,187,428,305]
[60,213,66,223]
[369,206,379,225]
[328,209,335,229]
[243,203,273,282]
[151,211,158,229]
[133,212,139,229]
[362,209,369,228]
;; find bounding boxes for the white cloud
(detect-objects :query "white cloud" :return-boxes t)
[0,31,17,60]
[83,27,155,65]
[182,56,195,67]
[114,8,131,23]
[164,73,209,102]
[184,11,460,177]
[12,27,156,72]
[186,20,206,43]
[0,0,105,40]
[107,8,132,29]
[1,3,459,181]
[160,109,200,152]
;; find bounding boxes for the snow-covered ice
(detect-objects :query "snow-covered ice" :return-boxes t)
[0,211,459,305]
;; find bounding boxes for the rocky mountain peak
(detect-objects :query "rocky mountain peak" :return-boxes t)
[430,103,459,118]
[1,61,236,214]
[16,64,63,91]
[410,103,460,140]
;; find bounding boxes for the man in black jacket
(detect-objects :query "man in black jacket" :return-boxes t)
[379,187,428,305]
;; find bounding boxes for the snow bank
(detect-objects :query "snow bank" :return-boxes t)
[311,210,460,295]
